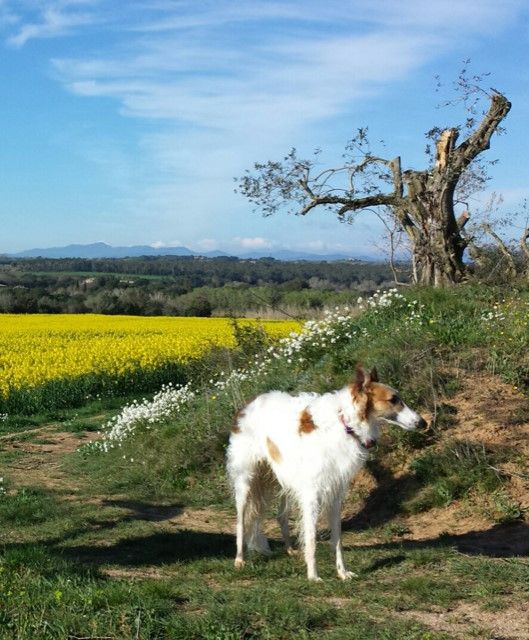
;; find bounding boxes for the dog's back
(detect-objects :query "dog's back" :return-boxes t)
[228,391,317,473]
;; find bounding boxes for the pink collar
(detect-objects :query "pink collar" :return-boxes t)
[339,413,376,449]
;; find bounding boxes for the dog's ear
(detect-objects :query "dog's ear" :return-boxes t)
[367,367,379,384]
[354,365,366,390]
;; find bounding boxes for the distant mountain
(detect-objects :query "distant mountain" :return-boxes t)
[9,242,376,262]
[12,242,195,259]
[238,249,367,261]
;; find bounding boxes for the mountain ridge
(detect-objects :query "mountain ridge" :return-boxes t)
[6,242,376,262]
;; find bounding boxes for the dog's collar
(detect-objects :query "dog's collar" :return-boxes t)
[339,412,361,442]
[339,413,376,449]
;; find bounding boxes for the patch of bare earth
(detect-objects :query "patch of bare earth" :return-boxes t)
[342,371,529,548]
[397,602,529,640]
[2,429,100,493]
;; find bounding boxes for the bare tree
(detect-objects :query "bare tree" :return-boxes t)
[464,196,529,282]
[371,207,410,286]
[237,67,511,287]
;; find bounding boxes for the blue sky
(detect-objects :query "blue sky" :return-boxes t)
[1,0,529,256]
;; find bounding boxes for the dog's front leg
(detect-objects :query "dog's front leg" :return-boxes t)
[329,497,356,580]
[301,497,321,581]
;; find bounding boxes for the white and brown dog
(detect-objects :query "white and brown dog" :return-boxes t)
[226,366,426,581]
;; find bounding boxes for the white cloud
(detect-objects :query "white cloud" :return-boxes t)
[233,236,272,250]
[6,1,100,48]
[150,240,183,248]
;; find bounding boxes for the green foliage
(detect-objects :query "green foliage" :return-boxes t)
[406,442,503,512]
[0,487,62,525]
[229,318,270,357]
[0,256,404,316]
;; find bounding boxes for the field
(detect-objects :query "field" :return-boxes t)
[0,314,300,414]
[0,287,528,638]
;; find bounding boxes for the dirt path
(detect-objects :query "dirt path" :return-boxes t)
[1,425,101,492]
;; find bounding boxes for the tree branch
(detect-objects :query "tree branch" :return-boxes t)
[456,210,470,230]
[520,227,529,276]
[298,193,397,217]
[453,93,511,171]
[435,128,458,172]
[482,223,517,277]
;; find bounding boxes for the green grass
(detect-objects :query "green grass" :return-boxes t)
[0,394,145,438]
[1,283,529,638]
[405,442,504,513]
[1,501,527,639]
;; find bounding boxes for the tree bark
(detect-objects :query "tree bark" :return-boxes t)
[520,227,529,277]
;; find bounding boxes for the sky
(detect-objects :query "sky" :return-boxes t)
[1,0,529,256]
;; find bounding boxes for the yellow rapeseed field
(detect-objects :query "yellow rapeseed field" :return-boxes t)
[0,314,300,397]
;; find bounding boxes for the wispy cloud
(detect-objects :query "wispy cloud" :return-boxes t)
[47,1,525,138]
[5,0,100,47]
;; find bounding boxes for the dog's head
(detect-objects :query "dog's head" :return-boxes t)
[349,366,427,438]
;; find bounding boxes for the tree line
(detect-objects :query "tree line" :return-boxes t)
[0,257,404,317]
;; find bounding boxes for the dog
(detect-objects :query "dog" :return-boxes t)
[226,366,426,581]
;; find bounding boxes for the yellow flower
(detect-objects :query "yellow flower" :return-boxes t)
[0,314,301,399]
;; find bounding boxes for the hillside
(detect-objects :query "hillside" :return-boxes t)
[0,285,528,638]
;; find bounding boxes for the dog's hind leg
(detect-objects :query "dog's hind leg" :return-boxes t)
[277,494,297,556]
[300,496,321,581]
[329,496,356,581]
[233,474,251,569]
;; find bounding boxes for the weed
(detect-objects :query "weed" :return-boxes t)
[406,442,503,512]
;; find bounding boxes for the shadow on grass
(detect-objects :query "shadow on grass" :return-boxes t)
[60,529,234,567]
[350,521,529,567]
[343,462,420,531]
[1,488,527,578]
[100,498,185,523]
[50,520,529,576]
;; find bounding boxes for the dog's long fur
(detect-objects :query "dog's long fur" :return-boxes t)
[226,367,426,581]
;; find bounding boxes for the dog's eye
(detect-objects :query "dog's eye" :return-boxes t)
[389,395,401,405]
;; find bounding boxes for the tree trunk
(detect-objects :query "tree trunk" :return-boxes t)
[520,227,529,277]
[398,164,468,286]
[393,92,511,286]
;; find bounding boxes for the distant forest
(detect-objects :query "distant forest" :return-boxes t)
[0,256,408,317]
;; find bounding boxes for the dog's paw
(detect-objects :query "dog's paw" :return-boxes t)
[286,547,299,557]
[308,575,323,583]
[338,570,357,581]
[234,558,245,570]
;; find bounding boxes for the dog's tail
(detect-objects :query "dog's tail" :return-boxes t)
[244,461,276,554]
